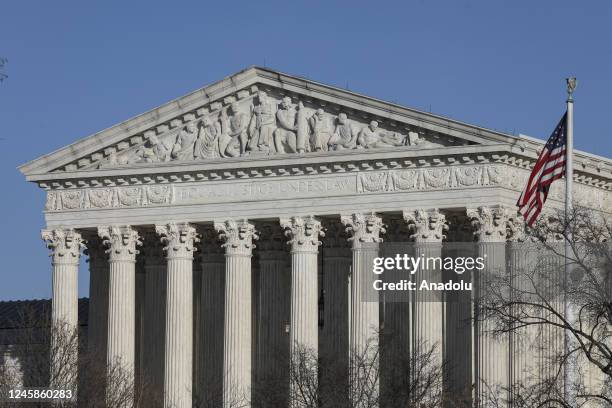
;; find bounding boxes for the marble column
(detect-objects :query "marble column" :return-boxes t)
[506,217,536,404]
[341,213,385,406]
[403,209,448,402]
[467,206,510,407]
[142,231,167,401]
[156,223,199,408]
[98,225,140,404]
[42,228,84,390]
[215,220,257,408]
[85,234,109,364]
[281,216,324,406]
[199,226,226,405]
[281,216,323,353]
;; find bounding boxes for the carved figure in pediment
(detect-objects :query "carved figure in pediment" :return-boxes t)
[171,122,198,161]
[357,120,406,148]
[220,102,249,156]
[194,117,221,159]
[308,108,331,151]
[273,97,298,154]
[247,91,276,152]
[295,101,310,153]
[328,113,356,150]
[135,134,171,163]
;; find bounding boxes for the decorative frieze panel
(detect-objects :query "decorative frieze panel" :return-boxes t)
[45,185,174,211]
[357,165,503,193]
[42,163,611,213]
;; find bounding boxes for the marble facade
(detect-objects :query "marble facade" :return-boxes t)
[20,67,612,407]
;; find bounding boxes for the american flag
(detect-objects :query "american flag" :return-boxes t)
[517,112,567,226]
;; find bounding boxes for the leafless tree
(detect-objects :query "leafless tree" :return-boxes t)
[475,206,612,407]
[250,335,447,408]
[0,305,162,407]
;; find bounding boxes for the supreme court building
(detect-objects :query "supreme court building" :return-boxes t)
[18,67,612,407]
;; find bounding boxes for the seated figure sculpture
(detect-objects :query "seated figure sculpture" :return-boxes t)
[328,113,357,150]
[194,117,221,159]
[309,108,331,151]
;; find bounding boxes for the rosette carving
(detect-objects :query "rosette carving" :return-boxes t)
[89,189,113,208]
[61,190,85,209]
[423,168,450,188]
[147,185,172,205]
[118,187,143,206]
[392,170,418,191]
[455,167,481,186]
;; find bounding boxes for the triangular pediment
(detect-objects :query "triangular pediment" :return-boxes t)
[18,67,610,180]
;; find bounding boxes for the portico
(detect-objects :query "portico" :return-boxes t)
[21,67,611,407]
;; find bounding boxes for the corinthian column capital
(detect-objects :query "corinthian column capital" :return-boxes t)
[155,223,199,260]
[214,219,258,256]
[341,212,385,247]
[280,216,324,253]
[403,209,448,243]
[466,206,511,243]
[41,228,85,265]
[98,225,141,262]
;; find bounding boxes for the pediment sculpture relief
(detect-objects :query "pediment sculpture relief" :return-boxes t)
[100,90,439,168]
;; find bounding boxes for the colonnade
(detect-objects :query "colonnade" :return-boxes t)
[41,206,527,407]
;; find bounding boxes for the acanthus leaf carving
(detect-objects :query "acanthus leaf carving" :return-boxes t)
[155,223,199,260]
[466,206,511,243]
[280,215,325,253]
[403,209,448,243]
[214,219,258,256]
[41,228,85,265]
[341,212,386,247]
[98,225,142,262]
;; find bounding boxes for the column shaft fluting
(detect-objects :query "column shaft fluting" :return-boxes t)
[281,216,323,354]
[107,258,136,369]
[215,220,257,408]
[467,206,510,407]
[43,229,83,391]
[156,223,198,408]
[341,213,385,407]
[99,226,140,394]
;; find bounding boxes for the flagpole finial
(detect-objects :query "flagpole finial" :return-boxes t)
[566,77,577,101]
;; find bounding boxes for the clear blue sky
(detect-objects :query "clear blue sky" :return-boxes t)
[1,1,610,300]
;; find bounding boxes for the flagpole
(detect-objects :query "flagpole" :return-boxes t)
[564,76,577,405]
